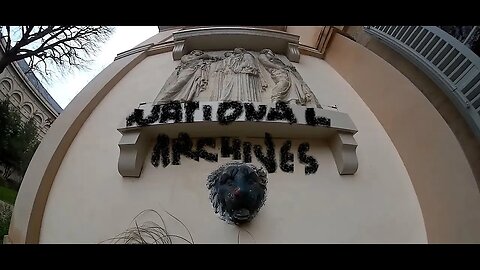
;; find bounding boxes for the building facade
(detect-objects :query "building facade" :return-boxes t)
[6,26,480,243]
[0,48,63,139]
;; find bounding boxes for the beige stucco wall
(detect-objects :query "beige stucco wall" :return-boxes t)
[325,33,480,243]
[345,26,480,191]
[286,26,323,48]
[37,52,426,243]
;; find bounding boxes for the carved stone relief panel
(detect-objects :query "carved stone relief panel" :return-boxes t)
[154,49,321,108]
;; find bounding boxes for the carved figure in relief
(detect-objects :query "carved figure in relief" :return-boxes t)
[258,49,321,107]
[154,50,219,103]
[210,48,263,102]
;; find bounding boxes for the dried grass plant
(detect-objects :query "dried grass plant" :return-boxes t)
[101,209,194,244]
[101,208,258,244]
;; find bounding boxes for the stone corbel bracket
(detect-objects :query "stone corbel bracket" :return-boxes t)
[172,27,301,63]
[118,102,358,177]
[118,129,150,177]
[329,132,358,175]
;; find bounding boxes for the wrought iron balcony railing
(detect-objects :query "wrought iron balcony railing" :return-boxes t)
[365,26,480,140]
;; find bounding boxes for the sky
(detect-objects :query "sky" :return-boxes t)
[38,26,159,109]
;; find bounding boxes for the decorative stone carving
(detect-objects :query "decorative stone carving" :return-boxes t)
[287,42,300,63]
[118,101,359,178]
[259,49,321,108]
[207,162,267,225]
[156,48,322,107]
[172,40,186,61]
[171,27,301,62]
[209,48,263,102]
[153,50,220,103]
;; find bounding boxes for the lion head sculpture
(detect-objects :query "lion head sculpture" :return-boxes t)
[207,162,268,225]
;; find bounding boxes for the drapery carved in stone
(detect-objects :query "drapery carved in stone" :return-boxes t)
[155,48,321,107]
[209,48,263,102]
[258,49,321,107]
[154,50,220,103]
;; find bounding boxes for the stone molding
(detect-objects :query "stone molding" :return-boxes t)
[171,27,301,63]
[117,102,358,177]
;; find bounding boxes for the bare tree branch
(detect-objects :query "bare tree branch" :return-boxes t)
[25,26,34,37]
[10,26,55,53]
[6,26,11,50]
[0,25,115,80]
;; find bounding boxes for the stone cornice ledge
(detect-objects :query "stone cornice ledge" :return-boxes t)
[172,27,301,62]
[117,102,358,177]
